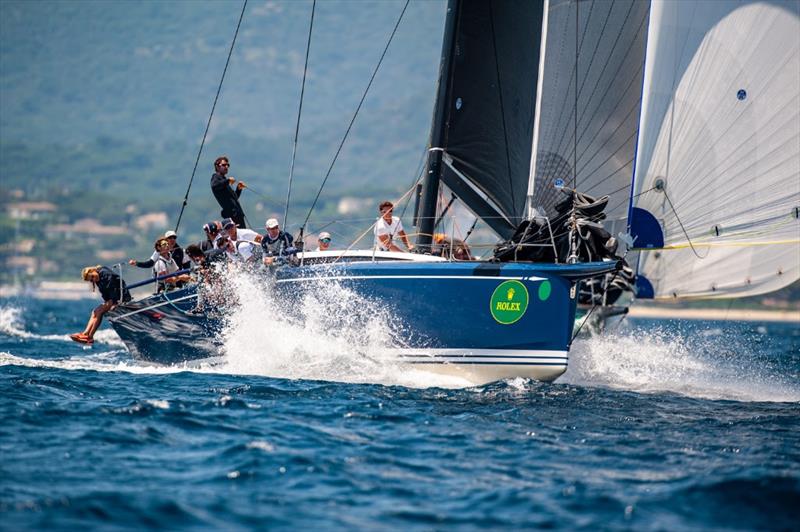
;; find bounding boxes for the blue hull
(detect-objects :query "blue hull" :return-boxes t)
[108,260,617,382]
[108,286,222,365]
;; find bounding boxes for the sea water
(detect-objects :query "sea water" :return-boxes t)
[1,295,798,530]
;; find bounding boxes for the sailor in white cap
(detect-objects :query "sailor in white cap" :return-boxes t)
[316,231,332,251]
[261,218,295,265]
[219,217,261,262]
[129,230,189,269]
[163,230,191,269]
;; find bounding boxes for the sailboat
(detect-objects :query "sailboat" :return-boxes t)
[535,0,799,327]
[628,0,800,301]
[106,0,621,384]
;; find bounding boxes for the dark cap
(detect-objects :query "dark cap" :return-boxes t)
[221,218,236,229]
[204,221,219,233]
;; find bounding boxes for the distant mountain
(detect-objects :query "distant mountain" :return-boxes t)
[0,0,447,283]
[0,0,446,195]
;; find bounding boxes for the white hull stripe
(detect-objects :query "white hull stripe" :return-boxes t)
[409,361,567,366]
[114,294,198,320]
[396,354,567,360]
[388,348,565,357]
[276,274,546,284]
[388,348,567,365]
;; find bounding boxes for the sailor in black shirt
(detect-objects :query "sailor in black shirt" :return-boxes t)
[71,265,131,345]
[210,155,247,229]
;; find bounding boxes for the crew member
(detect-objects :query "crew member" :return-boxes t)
[374,201,413,252]
[261,218,295,265]
[164,230,190,269]
[198,221,221,252]
[221,217,262,262]
[129,231,189,270]
[316,231,332,251]
[154,238,190,291]
[210,155,247,228]
[70,265,131,345]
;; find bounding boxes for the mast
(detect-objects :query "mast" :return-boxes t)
[526,0,550,220]
[417,0,460,253]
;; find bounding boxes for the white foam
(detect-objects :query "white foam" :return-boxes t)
[214,266,472,389]
[0,350,188,374]
[4,279,796,401]
[563,325,800,403]
[0,304,125,346]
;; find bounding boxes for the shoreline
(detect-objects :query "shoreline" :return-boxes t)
[2,282,798,323]
[628,305,799,323]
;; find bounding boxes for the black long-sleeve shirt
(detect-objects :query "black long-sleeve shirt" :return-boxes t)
[210,172,246,228]
[96,266,131,303]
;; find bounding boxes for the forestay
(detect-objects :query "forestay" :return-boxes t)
[629,0,800,299]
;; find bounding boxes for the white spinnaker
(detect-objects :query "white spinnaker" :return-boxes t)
[631,0,800,299]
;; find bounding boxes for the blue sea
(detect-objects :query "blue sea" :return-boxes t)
[1,297,799,530]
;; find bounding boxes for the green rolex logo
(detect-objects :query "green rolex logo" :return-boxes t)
[490,280,529,324]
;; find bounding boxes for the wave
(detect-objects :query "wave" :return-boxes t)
[0,350,213,375]
[3,283,797,401]
[563,324,800,403]
[0,304,125,346]
[213,269,473,389]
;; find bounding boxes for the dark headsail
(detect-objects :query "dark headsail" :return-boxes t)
[418,0,545,247]
[530,0,650,229]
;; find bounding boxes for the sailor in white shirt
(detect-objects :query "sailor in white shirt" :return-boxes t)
[220,217,262,261]
[374,200,414,252]
[153,238,190,291]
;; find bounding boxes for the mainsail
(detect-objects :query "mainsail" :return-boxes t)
[629,0,800,299]
[419,0,545,242]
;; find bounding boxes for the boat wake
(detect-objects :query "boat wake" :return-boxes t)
[3,294,797,401]
[564,324,800,403]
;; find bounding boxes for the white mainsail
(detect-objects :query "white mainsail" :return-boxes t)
[630,0,800,300]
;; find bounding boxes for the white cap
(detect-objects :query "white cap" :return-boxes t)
[265,218,279,229]
[319,231,331,240]
[165,230,177,238]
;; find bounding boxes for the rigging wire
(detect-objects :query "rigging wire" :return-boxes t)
[241,183,287,211]
[300,0,411,233]
[662,187,708,259]
[174,0,248,233]
[398,145,431,220]
[283,0,316,231]
[573,0,579,189]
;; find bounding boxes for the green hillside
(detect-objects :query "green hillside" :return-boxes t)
[0,0,447,283]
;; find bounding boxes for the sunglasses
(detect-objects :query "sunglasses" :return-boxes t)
[219,163,230,167]
[320,238,331,243]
